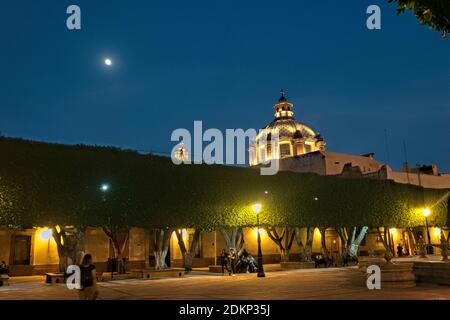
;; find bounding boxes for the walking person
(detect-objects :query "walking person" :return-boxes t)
[79,254,99,300]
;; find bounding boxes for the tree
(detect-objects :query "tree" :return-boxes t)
[150,228,172,270]
[266,227,296,262]
[175,229,201,271]
[0,136,448,244]
[102,226,129,273]
[220,227,245,255]
[52,226,86,272]
[377,227,396,262]
[389,0,450,38]
[295,227,314,262]
[335,226,369,258]
[318,227,331,260]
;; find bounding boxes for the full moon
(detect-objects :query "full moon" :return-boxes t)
[104,58,112,66]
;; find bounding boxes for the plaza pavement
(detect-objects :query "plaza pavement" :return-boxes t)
[1,266,450,300]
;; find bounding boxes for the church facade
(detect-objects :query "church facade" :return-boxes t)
[249,92,450,190]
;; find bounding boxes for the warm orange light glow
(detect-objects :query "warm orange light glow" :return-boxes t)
[389,228,396,234]
[253,227,265,237]
[433,228,441,236]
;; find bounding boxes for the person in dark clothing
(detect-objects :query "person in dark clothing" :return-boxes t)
[0,261,8,275]
[78,254,98,300]
[396,243,403,257]
[229,248,237,274]
[220,249,231,275]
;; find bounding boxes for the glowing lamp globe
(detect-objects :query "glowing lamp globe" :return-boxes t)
[252,203,262,214]
[422,208,431,217]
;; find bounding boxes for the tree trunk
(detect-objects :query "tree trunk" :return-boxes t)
[175,228,201,271]
[406,228,416,255]
[220,227,245,255]
[103,226,129,273]
[266,227,295,262]
[319,227,330,260]
[281,248,290,262]
[348,226,368,257]
[295,227,314,262]
[155,249,168,270]
[378,227,394,262]
[150,228,171,270]
[52,226,85,273]
[336,226,368,258]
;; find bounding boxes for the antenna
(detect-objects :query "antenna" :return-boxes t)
[403,140,410,184]
[384,129,391,166]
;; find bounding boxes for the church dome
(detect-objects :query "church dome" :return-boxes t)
[249,91,326,166]
[262,119,316,141]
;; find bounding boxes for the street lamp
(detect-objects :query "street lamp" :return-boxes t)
[100,183,116,278]
[422,208,434,254]
[251,203,265,278]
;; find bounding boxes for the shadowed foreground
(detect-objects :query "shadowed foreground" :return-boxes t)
[1,267,449,300]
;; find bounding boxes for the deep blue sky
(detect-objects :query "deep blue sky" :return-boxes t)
[1,0,449,171]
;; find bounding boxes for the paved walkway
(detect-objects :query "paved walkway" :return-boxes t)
[1,267,449,300]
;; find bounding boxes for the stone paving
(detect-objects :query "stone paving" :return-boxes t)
[1,267,449,300]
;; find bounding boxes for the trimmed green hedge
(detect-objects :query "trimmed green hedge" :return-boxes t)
[0,136,448,229]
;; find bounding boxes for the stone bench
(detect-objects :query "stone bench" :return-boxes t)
[280,262,315,270]
[101,272,134,281]
[45,272,65,284]
[208,265,224,273]
[0,274,9,286]
[130,269,184,279]
[414,261,450,286]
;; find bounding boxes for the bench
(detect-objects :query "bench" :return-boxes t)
[130,269,184,279]
[45,272,65,284]
[100,272,134,281]
[208,265,224,273]
[0,274,9,286]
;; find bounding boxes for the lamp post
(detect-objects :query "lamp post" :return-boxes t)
[422,208,434,254]
[252,203,265,278]
[100,183,115,279]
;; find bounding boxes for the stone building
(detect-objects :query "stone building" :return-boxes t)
[0,92,447,276]
[250,92,450,190]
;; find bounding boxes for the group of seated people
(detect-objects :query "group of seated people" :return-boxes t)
[313,253,358,268]
[220,248,258,274]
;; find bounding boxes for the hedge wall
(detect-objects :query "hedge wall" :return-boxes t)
[0,136,448,229]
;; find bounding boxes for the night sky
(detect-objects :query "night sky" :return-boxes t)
[1,0,449,171]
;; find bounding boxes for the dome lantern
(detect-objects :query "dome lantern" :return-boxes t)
[274,90,294,120]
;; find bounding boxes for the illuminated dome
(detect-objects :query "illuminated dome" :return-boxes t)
[249,91,325,166]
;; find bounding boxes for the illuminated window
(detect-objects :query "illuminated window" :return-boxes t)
[304,144,312,153]
[267,145,272,158]
[296,144,304,155]
[279,143,291,158]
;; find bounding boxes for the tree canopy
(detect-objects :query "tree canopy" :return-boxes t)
[389,0,450,38]
[0,136,448,229]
